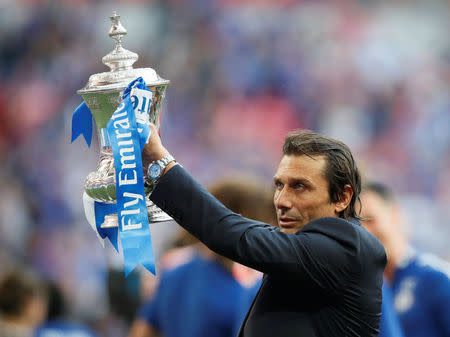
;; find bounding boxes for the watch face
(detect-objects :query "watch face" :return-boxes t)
[148,164,162,180]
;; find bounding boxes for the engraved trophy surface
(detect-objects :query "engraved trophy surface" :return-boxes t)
[78,12,170,227]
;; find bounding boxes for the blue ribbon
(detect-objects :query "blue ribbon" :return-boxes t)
[107,77,155,276]
[71,102,93,147]
[94,202,119,252]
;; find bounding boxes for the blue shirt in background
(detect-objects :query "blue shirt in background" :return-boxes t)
[34,320,97,337]
[138,255,245,337]
[380,282,404,337]
[392,250,450,337]
[233,280,261,334]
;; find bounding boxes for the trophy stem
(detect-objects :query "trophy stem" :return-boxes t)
[100,128,111,147]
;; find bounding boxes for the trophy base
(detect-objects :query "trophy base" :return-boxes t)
[99,201,172,228]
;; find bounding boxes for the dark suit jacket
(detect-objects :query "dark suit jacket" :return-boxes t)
[151,165,387,337]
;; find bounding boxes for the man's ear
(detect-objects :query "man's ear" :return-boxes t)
[335,184,354,214]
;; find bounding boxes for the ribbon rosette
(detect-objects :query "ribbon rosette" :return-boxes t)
[73,77,156,276]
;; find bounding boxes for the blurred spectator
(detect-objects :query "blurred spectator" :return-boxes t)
[0,268,48,337]
[33,282,98,337]
[130,246,243,337]
[361,182,450,337]
[128,176,275,337]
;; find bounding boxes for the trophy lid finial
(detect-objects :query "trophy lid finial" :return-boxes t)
[102,11,138,72]
[78,12,169,94]
[109,11,127,46]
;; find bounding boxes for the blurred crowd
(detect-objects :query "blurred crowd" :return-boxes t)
[0,0,449,336]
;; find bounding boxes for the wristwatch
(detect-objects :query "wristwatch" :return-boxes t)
[146,154,175,186]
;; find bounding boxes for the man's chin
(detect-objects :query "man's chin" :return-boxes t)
[279,224,302,234]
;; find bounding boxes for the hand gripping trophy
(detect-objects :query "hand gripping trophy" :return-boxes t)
[72,12,170,275]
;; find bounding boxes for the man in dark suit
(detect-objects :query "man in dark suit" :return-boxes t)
[142,128,387,337]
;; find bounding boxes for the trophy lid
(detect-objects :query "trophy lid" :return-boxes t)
[78,12,169,95]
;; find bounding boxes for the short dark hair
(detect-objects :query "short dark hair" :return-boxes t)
[208,177,276,224]
[0,269,47,317]
[362,181,395,204]
[283,130,361,220]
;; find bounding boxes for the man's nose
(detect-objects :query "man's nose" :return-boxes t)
[274,187,292,210]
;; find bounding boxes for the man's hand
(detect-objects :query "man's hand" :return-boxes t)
[142,123,173,173]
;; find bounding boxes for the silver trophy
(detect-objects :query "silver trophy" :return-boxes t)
[78,12,170,228]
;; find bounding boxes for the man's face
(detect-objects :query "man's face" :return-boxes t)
[360,190,393,245]
[273,155,338,234]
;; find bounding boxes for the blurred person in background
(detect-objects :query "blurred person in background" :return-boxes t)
[128,176,275,337]
[33,281,97,337]
[155,230,202,274]
[360,182,450,337]
[0,268,48,337]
